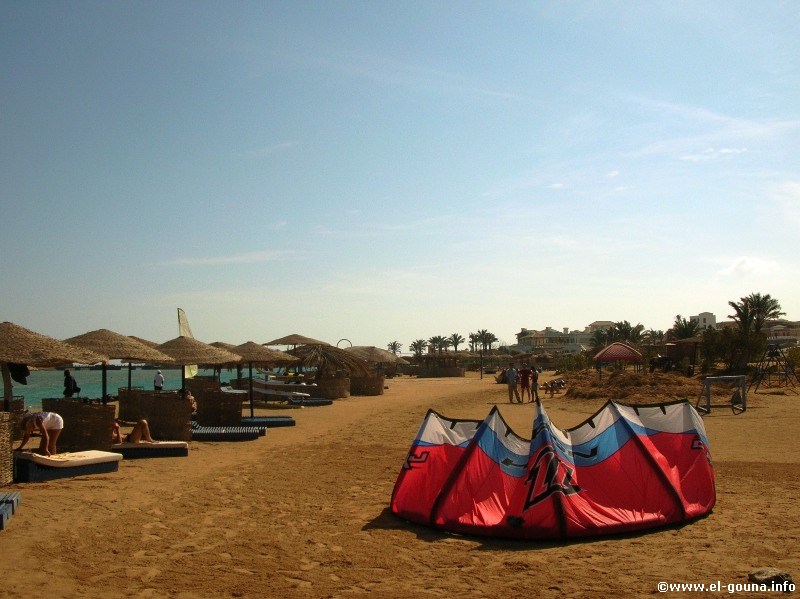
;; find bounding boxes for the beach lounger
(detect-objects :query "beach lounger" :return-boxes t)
[288,397,333,407]
[111,441,189,459]
[0,492,21,531]
[190,421,264,441]
[13,450,122,483]
[241,416,296,428]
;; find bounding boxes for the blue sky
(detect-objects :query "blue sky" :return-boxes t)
[1,1,798,350]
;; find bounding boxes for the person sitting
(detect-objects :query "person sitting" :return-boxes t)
[17,412,64,456]
[186,390,197,413]
[112,419,155,444]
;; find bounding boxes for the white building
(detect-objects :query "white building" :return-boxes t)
[690,312,716,330]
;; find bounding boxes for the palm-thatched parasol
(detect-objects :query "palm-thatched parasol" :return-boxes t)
[233,342,298,417]
[289,344,372,379]
[128,335,160,348]
[345,346,408,365]
[156,336,240,398]
[264,333,330,347]
[63,329,175,400]
[593,342,643,363]
[0,321,107,409]
[208,341,241,380]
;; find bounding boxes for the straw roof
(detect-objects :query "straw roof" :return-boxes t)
[593,342,643,363]
[64,329,174,364]
[210,341,237,351]
[289,344,372,377]
[345,346,407,365]
[156,336,240,366]
[128,335,160,348]
[233,342,298,366]
[264,333,330,346]
[0,321,107,367]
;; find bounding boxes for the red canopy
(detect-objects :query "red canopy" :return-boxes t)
[593,342,643,363]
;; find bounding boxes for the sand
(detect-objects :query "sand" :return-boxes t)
[1,372,798,598]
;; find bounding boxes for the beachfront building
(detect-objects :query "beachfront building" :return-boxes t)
[690,312,717,330]
[514,321,614,354]
[764,320,800,347]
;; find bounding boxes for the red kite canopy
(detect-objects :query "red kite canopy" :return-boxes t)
[593,342,643,363]
[390,399,715,539]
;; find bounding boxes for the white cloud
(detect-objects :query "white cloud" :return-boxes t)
[547,183,565,189]
[679,147,747,162]
[607,170,619,178]
[715,256,780,278]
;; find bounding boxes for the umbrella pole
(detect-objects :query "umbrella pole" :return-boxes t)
[102,363,108,403]
[128,363,132,390]
[2,362,12,411]
[249,362,254,418]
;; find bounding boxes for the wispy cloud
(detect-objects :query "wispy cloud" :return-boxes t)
[547,183,565,189]
[714,255,780,278]
[679,147,748,162]
[162,250,295,267]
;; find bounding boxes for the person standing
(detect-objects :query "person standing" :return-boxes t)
[154,370,165,391]
[531,366,540,402]
[518,363,533,403]
[63,369,79,397]
[506,363,521,403]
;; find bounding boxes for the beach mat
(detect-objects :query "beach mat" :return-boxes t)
[190,422,264,441]
[14,450,122,483]
[241,416,296,428]
[111,441,189,459]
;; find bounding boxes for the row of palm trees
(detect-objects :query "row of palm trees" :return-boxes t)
[387,330,500,358]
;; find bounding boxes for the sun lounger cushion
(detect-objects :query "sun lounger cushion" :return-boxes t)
[14,450,122,482]
[0,492,21,531]
[241,416,296,428]
[288,398,333,407]
[111,441,189,459]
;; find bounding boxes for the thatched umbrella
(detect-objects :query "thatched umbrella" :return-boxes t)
[128,335,159,348]
[265,333,330,347]
[233,342,298,417]
[209,341,241,381]
[63,329,175,401]
[155,336,240,398]
[289,344,372,379]
[0,321,107,410]
[345,346,403,364]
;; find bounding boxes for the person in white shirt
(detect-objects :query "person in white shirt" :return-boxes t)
[154,370,165,391]
[16,411,64,456]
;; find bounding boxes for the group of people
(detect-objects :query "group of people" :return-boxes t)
[503,363,540,404]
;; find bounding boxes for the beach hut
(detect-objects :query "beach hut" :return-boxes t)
[0,322,107,409]
[288,344,372,399]
[62,329,174,401]
[231,342,297,417]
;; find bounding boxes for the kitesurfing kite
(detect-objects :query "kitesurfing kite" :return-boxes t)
[391,399,715,539]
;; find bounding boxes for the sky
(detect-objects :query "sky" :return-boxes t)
[1,1,798,351]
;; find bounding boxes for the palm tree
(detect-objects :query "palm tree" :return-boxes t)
[727,301,755,336]
[468,333,479,353]
[409,339,427,357]
[744,292,785,333]
[476,329,497,352]
[448,333,465,353]
[387,341,402,355]
[669,315,700,340]
[427,335,447,354]
[643,329,665,347]
[590,329,608,349]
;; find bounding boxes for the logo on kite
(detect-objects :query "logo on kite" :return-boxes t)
[523,446,581,510]
[691,434,713,466]
[402,451,430,470]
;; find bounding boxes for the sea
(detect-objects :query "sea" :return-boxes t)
[7,367,233,411]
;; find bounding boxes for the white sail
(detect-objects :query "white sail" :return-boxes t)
[177,308,198,379]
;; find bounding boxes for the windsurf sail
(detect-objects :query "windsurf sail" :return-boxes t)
[391,399,715,539]
[177,308,197,379]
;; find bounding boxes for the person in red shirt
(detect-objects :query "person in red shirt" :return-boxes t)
[518,363,533,403]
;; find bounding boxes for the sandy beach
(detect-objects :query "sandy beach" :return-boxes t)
[1,372,798,598]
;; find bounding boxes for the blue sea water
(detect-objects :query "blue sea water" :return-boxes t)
[7,367,228,411]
